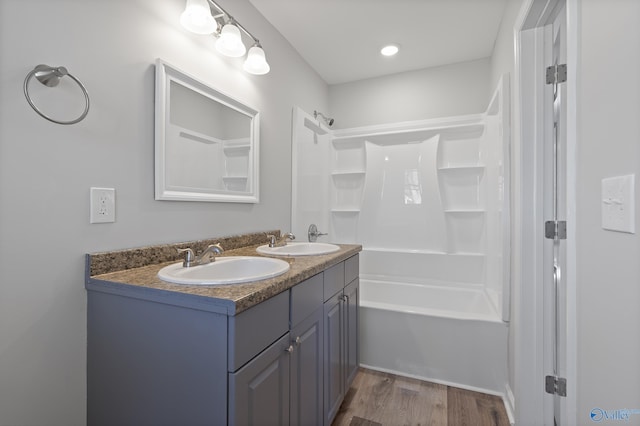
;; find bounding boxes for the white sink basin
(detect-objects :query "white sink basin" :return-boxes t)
[256,242,340,256]
[158,256,290,285]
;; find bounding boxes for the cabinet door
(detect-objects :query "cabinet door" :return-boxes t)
[323,292,344,425]
[229,333,291,426]
[290,307,324,426]
[344,278,359,388]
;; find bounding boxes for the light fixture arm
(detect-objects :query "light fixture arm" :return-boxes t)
[206,0,259,44]
[181,0,269,74]
[231,18,260,45]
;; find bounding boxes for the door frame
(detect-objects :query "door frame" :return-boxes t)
[513,0,577,424]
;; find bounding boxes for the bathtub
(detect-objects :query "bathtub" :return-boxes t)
[358,249,508,395]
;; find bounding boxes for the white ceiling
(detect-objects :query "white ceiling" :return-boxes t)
[249,0,507,85]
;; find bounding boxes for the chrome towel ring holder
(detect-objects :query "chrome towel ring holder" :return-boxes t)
[23,64,90,125]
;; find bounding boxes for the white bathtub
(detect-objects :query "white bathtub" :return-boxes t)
[358,250,508,395]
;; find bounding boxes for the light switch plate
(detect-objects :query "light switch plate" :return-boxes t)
[90,187,116,224]
[601,174,635,233]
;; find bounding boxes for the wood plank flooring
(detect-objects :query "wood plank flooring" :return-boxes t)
[332,368,510,426]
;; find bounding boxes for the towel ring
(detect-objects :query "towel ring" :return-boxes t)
[23,64,90,125]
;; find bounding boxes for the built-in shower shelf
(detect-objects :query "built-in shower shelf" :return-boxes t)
[437,165,485,171]
[448,252,485,257]
[331,137,366,172]
[444,209,485,214]
[222,176,248,191]
[331,138,366,149]
[449,251,486,256]
[331,169,365,212]
[438,161,486,211]
[223,138,251,153]
[331,208,360,213]
[331,170,366,176]
[223,145,250,154]
[175,126,221,145]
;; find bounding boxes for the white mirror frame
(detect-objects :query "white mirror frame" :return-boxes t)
[154,59,260,203]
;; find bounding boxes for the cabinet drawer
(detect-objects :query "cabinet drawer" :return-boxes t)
[228,291,289,371]
[345,254,359,284]
[291,273,324,326]
[323,262,345,301]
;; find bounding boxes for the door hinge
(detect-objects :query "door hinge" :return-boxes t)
[545,375,567,397]
[546,64,567,84]
[545,220,567,239]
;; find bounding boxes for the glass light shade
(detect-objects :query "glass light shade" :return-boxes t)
[180,0,217,35]
[216,23,246,57]
[380,44,400,56]
[243,45,270,75]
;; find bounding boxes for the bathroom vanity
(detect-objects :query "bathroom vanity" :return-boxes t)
[85,234,360,426]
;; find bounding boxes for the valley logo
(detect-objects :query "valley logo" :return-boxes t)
[590,407,640,422]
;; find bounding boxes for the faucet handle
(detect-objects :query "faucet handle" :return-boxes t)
[308,224,328,242]
[177,248,195,267]
[206,243,224,255]
[267,234,277,247]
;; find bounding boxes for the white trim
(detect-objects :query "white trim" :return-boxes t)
[513,19,547,424]
[504,383,516,425]
[563,0,578,423]
[513,0,578,424]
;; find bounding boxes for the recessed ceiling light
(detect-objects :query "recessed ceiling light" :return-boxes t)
[380,44,400,57]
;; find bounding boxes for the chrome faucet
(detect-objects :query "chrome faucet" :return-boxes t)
[267,232,295,248]
[177,243,224,267]
[308,224,328,242]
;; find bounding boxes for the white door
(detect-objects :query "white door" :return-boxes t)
[543,3,568,425]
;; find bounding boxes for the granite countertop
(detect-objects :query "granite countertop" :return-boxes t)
[86,232,361,315]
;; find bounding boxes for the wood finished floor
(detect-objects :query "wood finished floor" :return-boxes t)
[332,368,510,426]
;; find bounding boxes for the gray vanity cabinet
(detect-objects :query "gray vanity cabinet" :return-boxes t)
[323,255,360,426]
[87,291,228,426]
[324,290,344,424]
[87,253,359,426]
[344,277,359,387]
[228,291,290,426]
[290,273,324,426]
[290,308,324,425]
[229,332,291,425]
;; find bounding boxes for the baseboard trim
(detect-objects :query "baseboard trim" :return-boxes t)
[503,382,516,425]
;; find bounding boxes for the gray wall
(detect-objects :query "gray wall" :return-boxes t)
[329,58,492,129]
[577,0,640,421]
[0,0,327,424]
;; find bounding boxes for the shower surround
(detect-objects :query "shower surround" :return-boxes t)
[292,77,510,395]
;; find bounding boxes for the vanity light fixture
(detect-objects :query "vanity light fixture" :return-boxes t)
[215,20,246,57]
[243,42,270,75]
[180,0,270,75]
[180,0,217,34]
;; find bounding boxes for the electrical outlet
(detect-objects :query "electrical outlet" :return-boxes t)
[90,187,116,224]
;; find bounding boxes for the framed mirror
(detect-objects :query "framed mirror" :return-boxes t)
[155,59,259,203]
